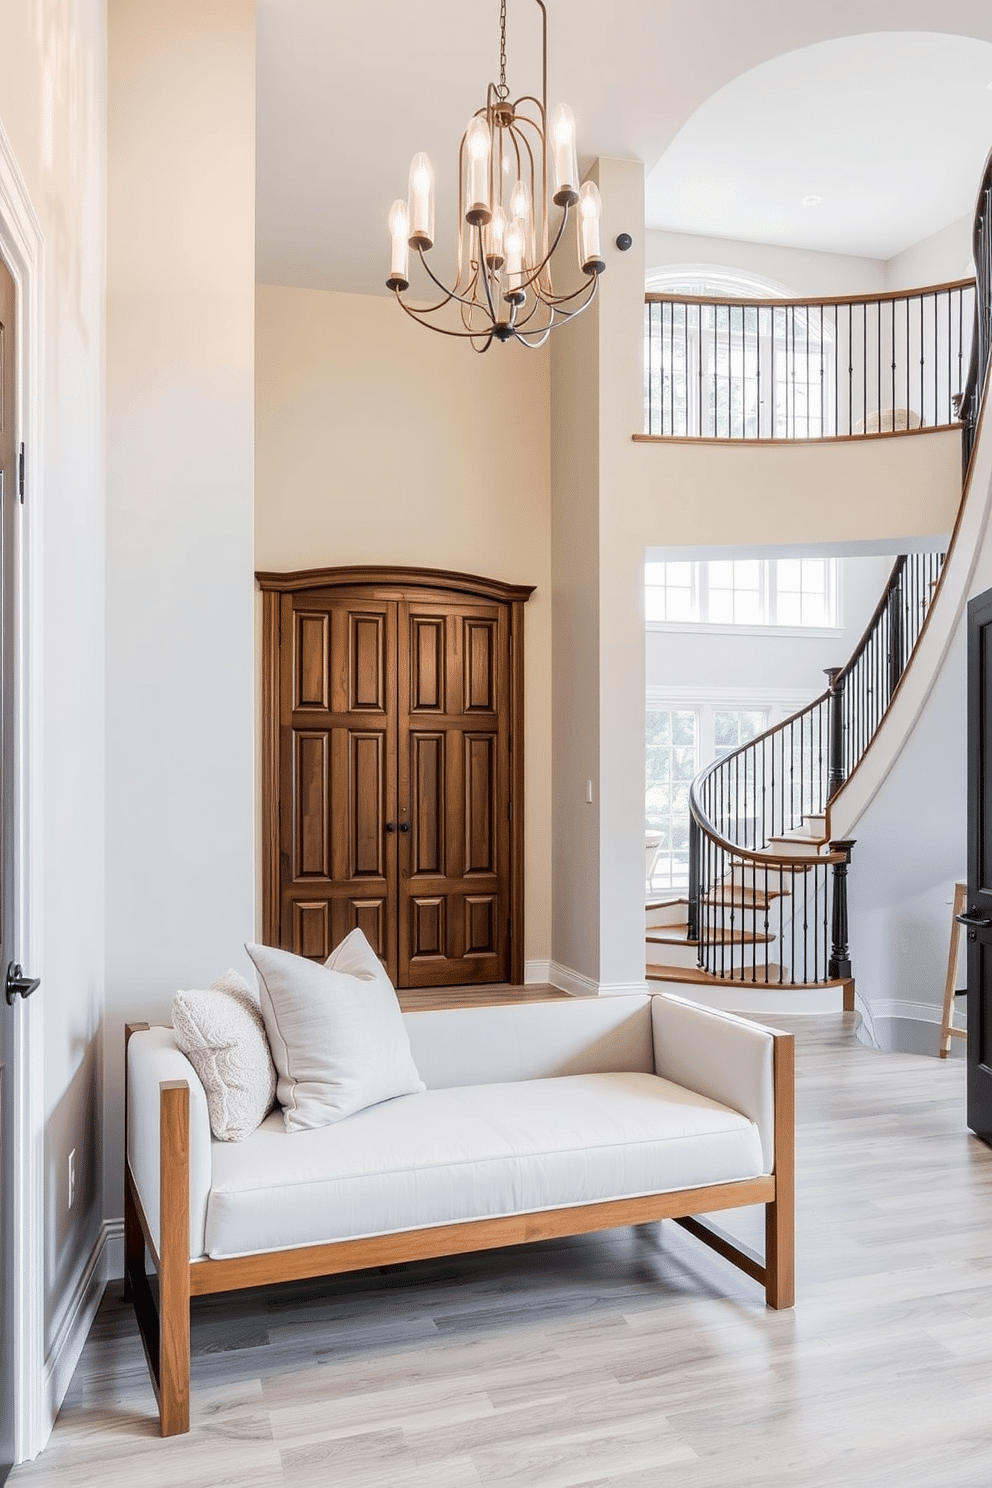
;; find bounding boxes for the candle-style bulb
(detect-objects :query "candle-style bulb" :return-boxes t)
[551,104,579,205]
[484,205,506,269]
[408,153,435,250]
[387,199,410,290]
[464,116,493,227]
[578,180,605,274]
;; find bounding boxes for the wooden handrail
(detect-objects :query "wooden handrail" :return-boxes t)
[645,277,974,310]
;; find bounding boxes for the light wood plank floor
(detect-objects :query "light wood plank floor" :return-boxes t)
[11,1013,992,1487]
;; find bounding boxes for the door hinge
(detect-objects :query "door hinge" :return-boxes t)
[18,442,25,502]
[508,799,512,820]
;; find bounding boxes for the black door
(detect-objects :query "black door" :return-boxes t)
[964,587,992,1143]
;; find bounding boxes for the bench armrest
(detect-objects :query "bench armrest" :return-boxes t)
[651,994,791,1174]
[126,1026,212,1259]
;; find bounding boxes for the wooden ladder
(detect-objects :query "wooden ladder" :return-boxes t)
[939,881,968,1058]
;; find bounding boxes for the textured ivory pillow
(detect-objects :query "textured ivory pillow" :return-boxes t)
[245,931,425,1132]
[172,970,277,1142]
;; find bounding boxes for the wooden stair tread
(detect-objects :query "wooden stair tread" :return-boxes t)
[766,831,827,847]
[702,887,780,908]
[645,895,687,913]
[646,962,851,990]
[647,926,775,947]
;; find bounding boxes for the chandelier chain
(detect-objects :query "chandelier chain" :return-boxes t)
[498,0,508,99]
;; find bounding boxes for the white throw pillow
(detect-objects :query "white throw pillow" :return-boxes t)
[246,931,425,1132]
[172,970,277,1142]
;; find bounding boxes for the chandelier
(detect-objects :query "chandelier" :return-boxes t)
[386,0,605,350]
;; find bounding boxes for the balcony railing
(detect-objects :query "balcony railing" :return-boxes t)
[643,281,975,441]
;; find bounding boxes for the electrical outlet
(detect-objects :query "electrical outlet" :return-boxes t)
[68,1149,76,1210]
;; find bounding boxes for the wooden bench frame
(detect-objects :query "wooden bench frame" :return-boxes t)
[123,1021,795,1436]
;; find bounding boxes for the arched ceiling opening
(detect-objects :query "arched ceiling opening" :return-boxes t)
[646,33,992,260]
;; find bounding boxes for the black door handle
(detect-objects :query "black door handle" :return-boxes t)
[385,822,396,833]
[399,822,411,833]
[956,910,992,929]
[5,962,41,1006]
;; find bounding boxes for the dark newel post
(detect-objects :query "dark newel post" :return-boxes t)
[887,570,904,699]
[824,666,846,799]
[828,840,856,980]
[687,814,700,942]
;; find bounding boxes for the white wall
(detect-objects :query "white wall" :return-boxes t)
[885,214,974,290]
[0,0,107,1414]
[104,0,256,1221]
[645,228,887,298]
[254,285,552,972]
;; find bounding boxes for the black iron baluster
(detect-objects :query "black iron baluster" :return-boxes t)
[687,813,700,942]
[828,840,856,980]
[887,560,905,700]
[824,666,846,798]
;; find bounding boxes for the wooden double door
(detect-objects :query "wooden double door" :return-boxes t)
[259,568,532,988]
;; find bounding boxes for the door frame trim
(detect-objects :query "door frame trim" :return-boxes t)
[257,567,535,986]
[0,121,46,1462]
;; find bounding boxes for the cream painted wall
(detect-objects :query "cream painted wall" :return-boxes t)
[0,0,107,1407]
[630,433,960,550]
[254,285,552,969]
[104,0,256,1223]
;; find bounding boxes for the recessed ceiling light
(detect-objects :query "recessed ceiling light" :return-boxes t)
[802,194,822,207]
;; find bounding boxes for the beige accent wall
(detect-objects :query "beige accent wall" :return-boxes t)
[254,285,552,969]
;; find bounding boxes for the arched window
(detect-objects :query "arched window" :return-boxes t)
[644,265,836,439]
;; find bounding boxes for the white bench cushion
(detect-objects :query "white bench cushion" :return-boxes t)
[202,1070,763,1260]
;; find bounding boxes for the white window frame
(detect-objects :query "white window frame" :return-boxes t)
[646,558,842,638]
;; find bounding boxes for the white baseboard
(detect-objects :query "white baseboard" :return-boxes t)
[104,1218,125,1283]
[42,1219,121,1438]
[870,998,951,1025]
[547,961,600,997]
[523,958,552,985]
[546,962,650,998]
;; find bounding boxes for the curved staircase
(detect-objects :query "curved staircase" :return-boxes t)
[645,550,949,1001]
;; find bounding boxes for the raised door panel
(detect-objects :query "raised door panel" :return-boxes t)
[293,612,330,711]
[294,732,330,879]
[464,733,497,875]
[410,732,446,877]
[463,618,498,713]
[409,616,446,713]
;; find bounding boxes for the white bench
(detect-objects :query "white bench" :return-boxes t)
[125,992,794,1434]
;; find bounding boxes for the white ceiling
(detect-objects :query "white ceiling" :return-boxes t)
[645,33,992,261]
[256,3,992,297]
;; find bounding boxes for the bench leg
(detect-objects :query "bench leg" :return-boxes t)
[765,1033,795,1309]
[158,1080,191,1436]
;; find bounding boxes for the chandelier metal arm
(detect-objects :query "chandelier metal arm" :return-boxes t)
[393,291,496,345]
[414,245,495,315]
